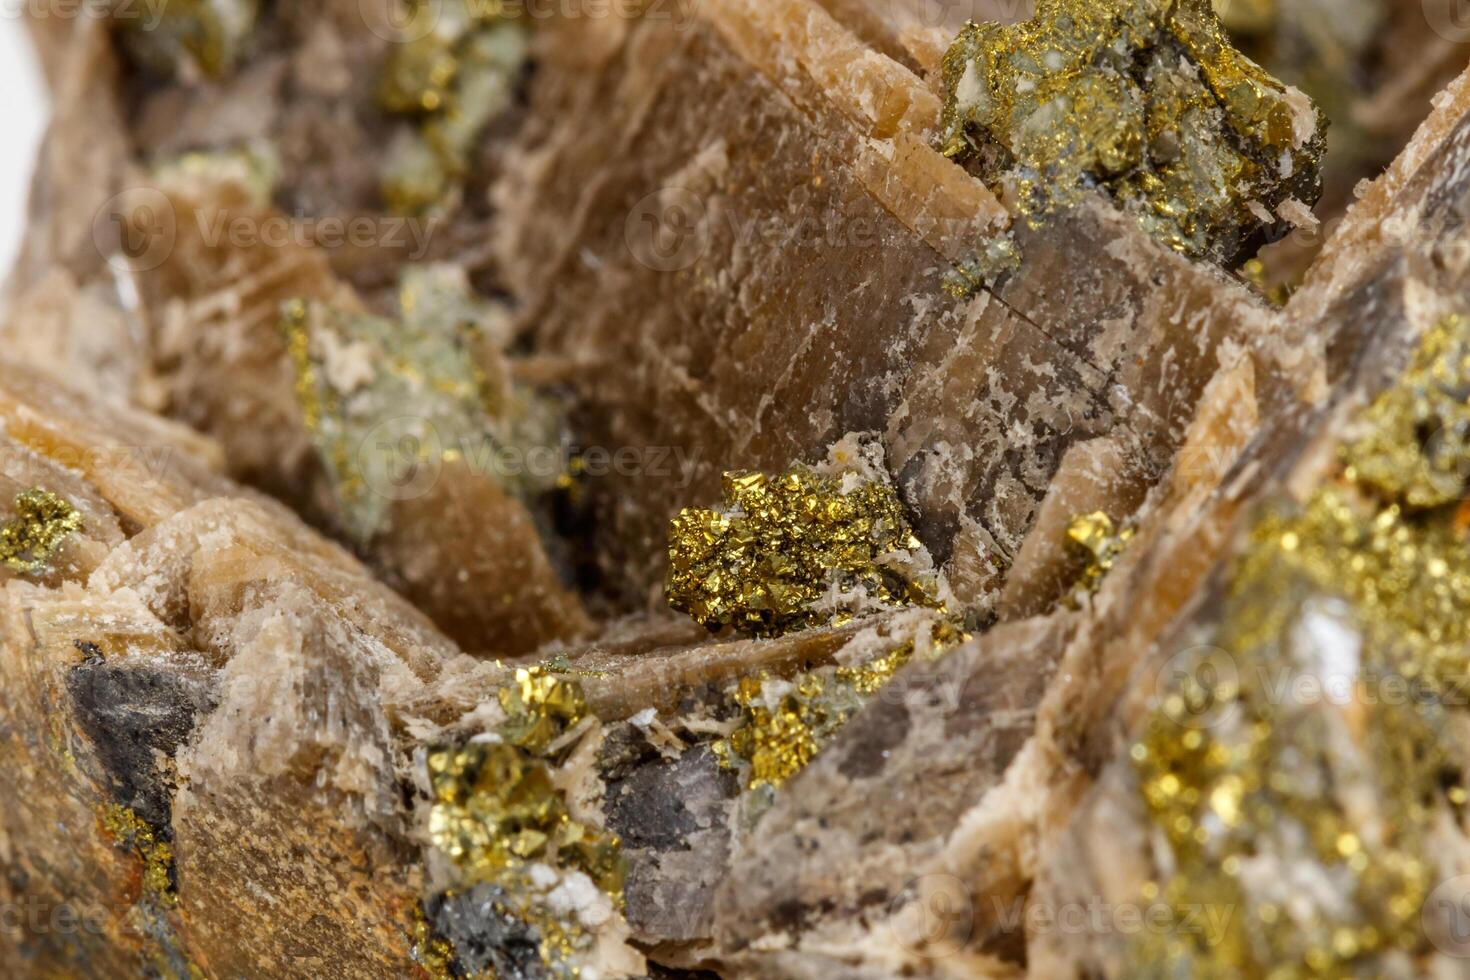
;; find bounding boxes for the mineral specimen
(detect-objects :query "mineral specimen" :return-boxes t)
[281,263,560,545]
[666,461,942,637]
[1065,510,1135,600]
[7,0,1470,978]
[113,0,259,80]
[939,0,1327,263]
[378,2,529,213]
[0,488,81,574]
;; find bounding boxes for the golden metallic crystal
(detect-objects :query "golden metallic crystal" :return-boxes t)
[498,665,589,754]
[939,0,1326,264]
[718,674,839,791]
[379,1,529,213]
[717,618,970,791]
[0,488,81,575]
[423,666,623,978]
[425,740,623,975]
[1066,511,1135,599]
[1343,314,1470,510]
[667,468,940,637]
[1130,314,1470,975]
[408,905,457,980]
[98,804,201,978]
[1217,0,1387,214]
[99,804,178,909]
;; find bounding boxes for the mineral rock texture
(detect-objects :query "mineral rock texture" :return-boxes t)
[938,0,1326,264]
[5,0,1470,978]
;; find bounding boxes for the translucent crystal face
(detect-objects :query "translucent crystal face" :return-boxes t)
[939,0,1326,264]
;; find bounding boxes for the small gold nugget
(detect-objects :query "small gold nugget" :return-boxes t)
[0,488,81,575]
[667,468,939,637]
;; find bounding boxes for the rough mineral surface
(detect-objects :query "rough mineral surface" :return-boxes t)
[4,0,1470,978]
[939,0,1326,264]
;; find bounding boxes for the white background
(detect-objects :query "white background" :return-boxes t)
[0,19,50,282]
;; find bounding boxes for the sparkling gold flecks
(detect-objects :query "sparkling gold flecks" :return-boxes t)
[939,0,1326,265]
[1343,313,1470,511]
[282,265,560,543]
[1237,257,1294,307]
[426,741,623,978]
[667,468,941,637]
[98,804,178,910]
[1218,0,1385,237]
[836,645,913,697]
[98,805,202,979]
[409,905,457,980]
[114,0,259,79]
[1128,314,1470,976]
[717,674,841,791]
[427,741,620,894]
[716,618,971,792]
[554,456,588,507]
[1,489,82,575]
[379,1,528,214]
[942,234,1023,298]
[1065,511,1135,601]
[498,666,588,755]
[425,667,624,979]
